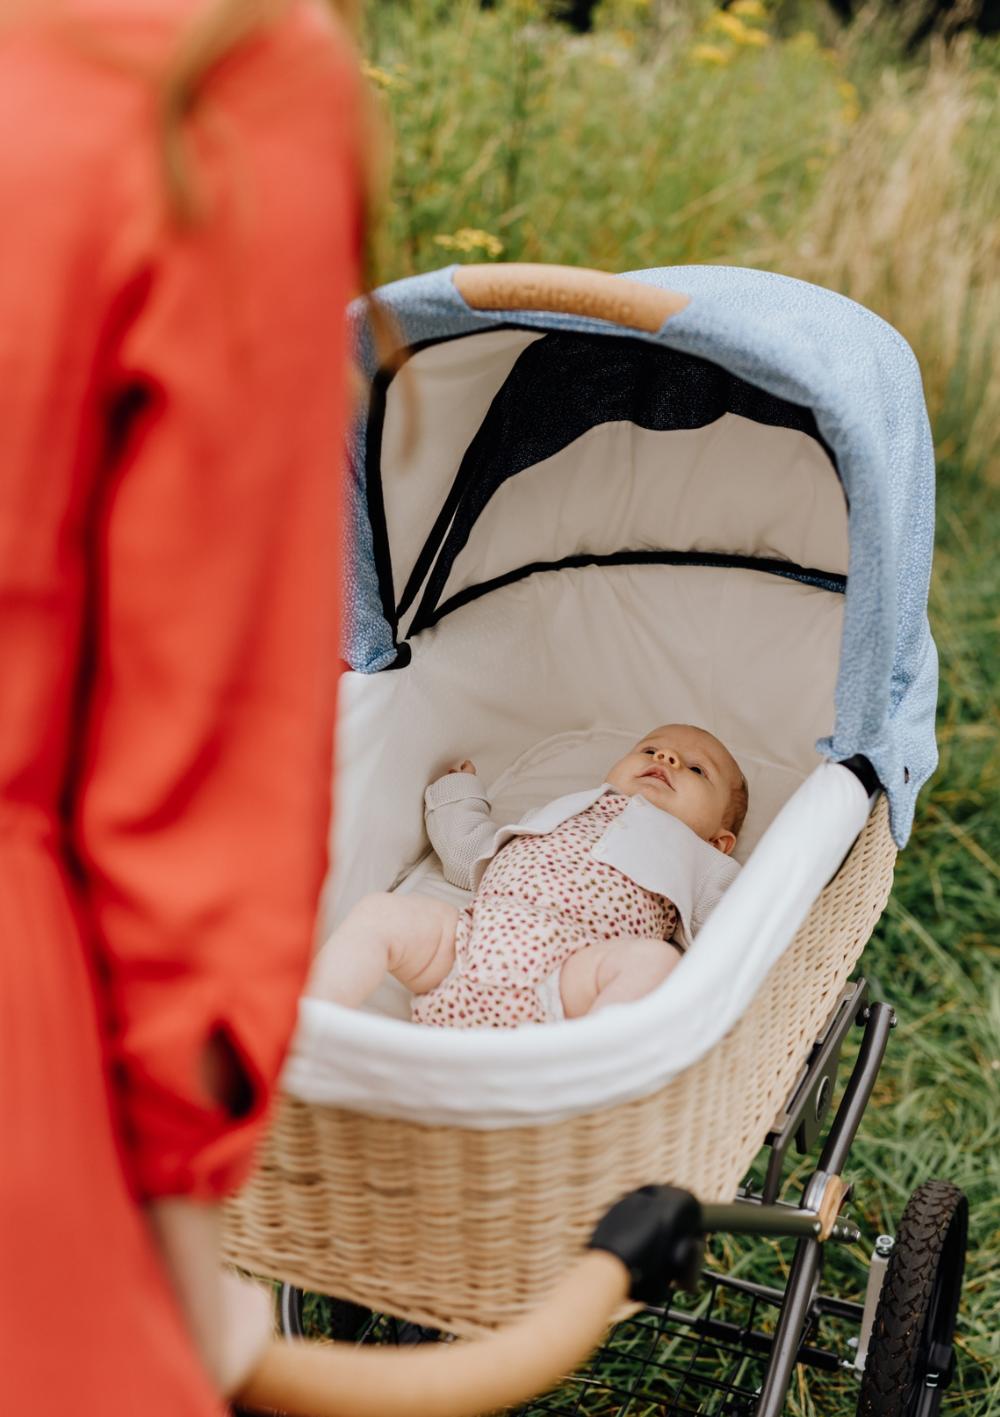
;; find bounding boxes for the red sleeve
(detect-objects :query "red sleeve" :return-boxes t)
[71,7,361,1198]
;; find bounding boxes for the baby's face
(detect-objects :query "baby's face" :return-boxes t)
[606,725,742,854]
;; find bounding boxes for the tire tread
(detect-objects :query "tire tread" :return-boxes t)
[856,1179,966,1417]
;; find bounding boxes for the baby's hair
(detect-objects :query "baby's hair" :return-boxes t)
[726,771,750,838]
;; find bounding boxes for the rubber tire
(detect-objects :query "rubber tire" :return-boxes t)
[276,1286,440,1346]
[856,1180,968,1417]
[276,1284,371,1342]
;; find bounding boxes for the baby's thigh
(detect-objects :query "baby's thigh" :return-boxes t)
[558,942,610,1019]
[559,937,681,1019]
[385,895,460,995]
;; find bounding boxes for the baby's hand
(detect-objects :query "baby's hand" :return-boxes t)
[449,760,477,775]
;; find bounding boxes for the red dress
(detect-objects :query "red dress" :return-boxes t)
[0,2,359,1410]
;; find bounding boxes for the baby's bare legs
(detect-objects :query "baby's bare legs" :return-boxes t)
[559,938,683,1019]
[307,893,459,1007]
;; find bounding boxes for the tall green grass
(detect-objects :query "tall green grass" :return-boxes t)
[366,0,998,479]
[355,5,1000,1409]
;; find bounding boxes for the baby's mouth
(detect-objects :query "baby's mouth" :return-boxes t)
[640,766,673,789]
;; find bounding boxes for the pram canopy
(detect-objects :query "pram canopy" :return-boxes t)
[346,264,937,848]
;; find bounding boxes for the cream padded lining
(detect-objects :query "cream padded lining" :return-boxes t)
[379,333,847,639]
[298,560,857,1124]
[322,561,843,935]
[423,416,847,634]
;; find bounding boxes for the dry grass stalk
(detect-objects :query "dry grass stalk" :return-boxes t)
[772,41,999,478]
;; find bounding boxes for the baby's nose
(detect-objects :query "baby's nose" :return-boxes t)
[655,750,681,767]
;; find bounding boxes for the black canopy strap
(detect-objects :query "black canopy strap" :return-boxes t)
[416,550,846,634]
[363,328,497,644]
[362,362,402,636]
[401,330,838,637]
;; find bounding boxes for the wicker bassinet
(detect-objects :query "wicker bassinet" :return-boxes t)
[224,797,894,1336]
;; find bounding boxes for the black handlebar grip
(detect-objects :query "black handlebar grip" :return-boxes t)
[587,1185,704,1302]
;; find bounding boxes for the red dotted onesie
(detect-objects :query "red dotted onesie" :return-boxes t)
[411,793,678,1029]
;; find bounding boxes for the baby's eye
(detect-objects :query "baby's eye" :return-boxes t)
[690,765,704,776]
[640,747,656,755]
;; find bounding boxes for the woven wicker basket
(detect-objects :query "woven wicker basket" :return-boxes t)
[224,797,895,1336]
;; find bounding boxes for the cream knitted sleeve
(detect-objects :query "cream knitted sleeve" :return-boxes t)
[423,772,499,891]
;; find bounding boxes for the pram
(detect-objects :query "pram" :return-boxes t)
[225,263,967,1417]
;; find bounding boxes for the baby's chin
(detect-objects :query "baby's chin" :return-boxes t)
[632,780,680,815]
[630,781,710,837]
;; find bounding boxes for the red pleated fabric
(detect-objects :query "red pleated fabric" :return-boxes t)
[0,2,360,1409]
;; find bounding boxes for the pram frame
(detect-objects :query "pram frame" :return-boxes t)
[227,263,957,1414]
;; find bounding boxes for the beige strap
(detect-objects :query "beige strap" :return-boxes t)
[235,1249,628,1416]
[816,1174,850,1241]
[453,263,689,333]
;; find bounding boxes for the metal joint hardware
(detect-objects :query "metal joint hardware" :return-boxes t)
[762,979,868,1203]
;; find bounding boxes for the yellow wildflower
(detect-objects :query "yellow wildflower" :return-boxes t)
[734,26,770,45]
[691,42,732,66]
[707,10,751,40]
[836,79,858,102]
[841,102,860,125]
[730,0,766,14]
[788,29,819,50]
[434,228,505,258]
[361,61,396,90]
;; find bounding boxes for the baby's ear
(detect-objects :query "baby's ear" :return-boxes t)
[712,829,737,855]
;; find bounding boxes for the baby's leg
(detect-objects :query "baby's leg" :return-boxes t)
[307,893,459,1007]
[559,937,683,1019]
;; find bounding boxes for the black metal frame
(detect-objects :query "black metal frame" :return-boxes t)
[759,978,868,1204]
[700,989,896,1416]
[278,977,906,1415]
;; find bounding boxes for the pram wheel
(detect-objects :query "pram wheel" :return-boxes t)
[856,1180,967,1417]
[276,1285,443,1347]
[276,1284,370,1342]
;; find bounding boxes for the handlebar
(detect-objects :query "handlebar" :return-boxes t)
[237,1184,703,1416]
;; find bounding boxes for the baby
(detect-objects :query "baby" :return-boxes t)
[309,725,748,1027]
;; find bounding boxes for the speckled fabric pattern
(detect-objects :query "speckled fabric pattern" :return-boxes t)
[410,794,677,1029]
[345,264,937,847]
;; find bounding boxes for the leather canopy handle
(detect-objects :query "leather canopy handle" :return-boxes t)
[453,261,689,333]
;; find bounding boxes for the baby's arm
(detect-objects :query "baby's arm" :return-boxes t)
[424,761,500,891]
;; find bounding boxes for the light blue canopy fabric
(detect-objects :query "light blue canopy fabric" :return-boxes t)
[345,264,937,847]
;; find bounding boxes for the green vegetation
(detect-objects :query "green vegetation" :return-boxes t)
[345,4,1000,1410]
[365,0,998,480]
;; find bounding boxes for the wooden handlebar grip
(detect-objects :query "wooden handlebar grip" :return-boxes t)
[235,1250,630,1417]
[453,263,689,333]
